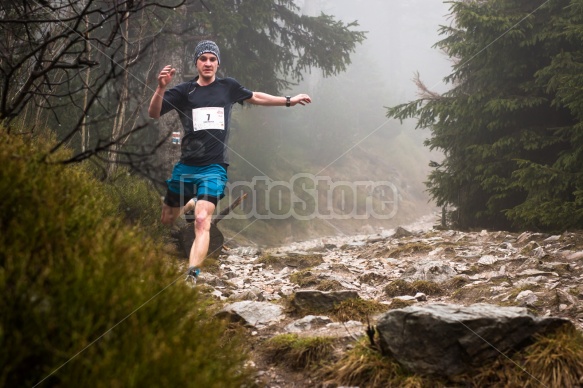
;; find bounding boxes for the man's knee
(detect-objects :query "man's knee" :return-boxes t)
[161,204,179,225]
[193,200,215,233]
[194,211,211,232]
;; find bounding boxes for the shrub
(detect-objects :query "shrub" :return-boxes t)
[0,130,252,387]
[105,167,168,239]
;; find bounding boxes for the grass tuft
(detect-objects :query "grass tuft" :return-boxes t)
[289,268,320,288]
[330,298,389,323]
[384,279,443,297]
[377,242,433,258]
[468,324,583,387]
[388,298,416,310]
[262,334,336,370]
[316,279,344,291]
[317,338,439,387]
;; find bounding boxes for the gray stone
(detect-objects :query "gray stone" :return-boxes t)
[376,303,571,376]
[515,290,538,306]
[516,269,558,278]
[544,235,561,242]
[216,301,284,328]
[285,315,333,333]
[401,260,457,283]
[414,292,427,301]
[477,255,498,265]
[392,226,413,238]
[394,295,417,301]
[291,290,360,313]
[533,246,546,259]
[566,251,583,261]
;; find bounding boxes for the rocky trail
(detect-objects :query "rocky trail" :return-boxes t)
[178,215,583,387]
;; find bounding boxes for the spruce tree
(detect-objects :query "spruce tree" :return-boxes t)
[387,0,583,231]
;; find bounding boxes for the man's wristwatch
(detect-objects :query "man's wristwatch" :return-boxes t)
[285,96,291,107]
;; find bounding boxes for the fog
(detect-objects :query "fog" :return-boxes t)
[301,0,452,103]
[222,1,453,246]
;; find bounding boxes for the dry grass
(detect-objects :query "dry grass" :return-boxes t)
[316,324,583,387]
[359,272,389,285]
[289,268,320,288]
[256,254,281,267]
[387,298,416,310]
[444,276,471,290]
[316,279,344,291]
[468,324,583,387]
[330,298,389,323]
[289,270,345,291]
[377,242,433,258]
[262,334,336,370]
[317,338,440,387]
[384,279,443,297]
[257,253,324,270]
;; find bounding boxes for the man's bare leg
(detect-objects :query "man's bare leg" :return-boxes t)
[189,199,215,268]
[160,198,197,225]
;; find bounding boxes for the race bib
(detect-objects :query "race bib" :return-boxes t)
[192,107,225,131]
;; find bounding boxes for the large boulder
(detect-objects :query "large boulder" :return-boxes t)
[376,303,571,376]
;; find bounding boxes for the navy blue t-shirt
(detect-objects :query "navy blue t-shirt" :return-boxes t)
[160,77,253,166]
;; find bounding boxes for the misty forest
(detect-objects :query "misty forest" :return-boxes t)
[2,0,583,387]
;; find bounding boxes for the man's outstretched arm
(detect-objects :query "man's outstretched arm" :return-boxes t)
[247,92,312,107]
[149,65,176,119]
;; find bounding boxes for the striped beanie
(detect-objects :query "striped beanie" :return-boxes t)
[194,40,221,65]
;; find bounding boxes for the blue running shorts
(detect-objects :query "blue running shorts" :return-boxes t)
[164,163,227,207]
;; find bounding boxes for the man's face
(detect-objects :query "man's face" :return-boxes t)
[196,53,219,80]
